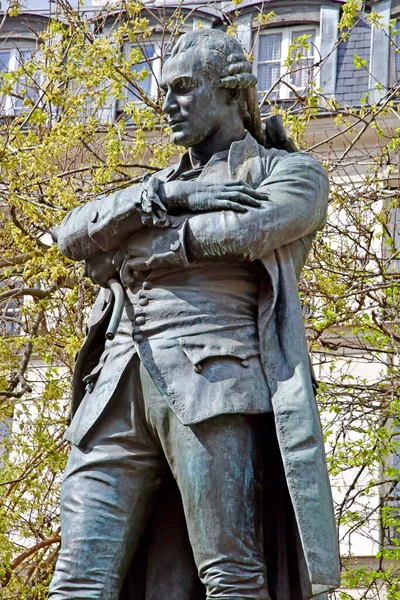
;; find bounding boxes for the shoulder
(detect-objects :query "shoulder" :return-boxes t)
[261,147,327,180]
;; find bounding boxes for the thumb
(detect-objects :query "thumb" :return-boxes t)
[120,258,147,287]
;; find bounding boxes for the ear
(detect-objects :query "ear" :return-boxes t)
[226,87,241,104]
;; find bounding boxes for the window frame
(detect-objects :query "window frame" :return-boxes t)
[253,24,321,102]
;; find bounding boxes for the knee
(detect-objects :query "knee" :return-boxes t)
[199,555,269,599]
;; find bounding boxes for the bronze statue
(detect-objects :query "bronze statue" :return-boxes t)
[49,29,340,600]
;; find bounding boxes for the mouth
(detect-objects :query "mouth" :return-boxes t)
[169,119,186,129]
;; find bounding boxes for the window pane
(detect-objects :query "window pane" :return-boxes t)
[289,30,316,92]
[289,58,314,90]
[291,29,315,58]
[15,49,34,65]
[258,33,282,62]
[14,50,40,114]
[257,62,281,92]
[128,44,155,101]
[0,51,10,71]
[0,52,11,112]
[0,293,20,337]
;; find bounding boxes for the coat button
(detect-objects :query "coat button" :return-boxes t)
[136,316,145,325]
[91,210,99,224]
[133,334,143,343]
[139,298,149,306]
[142,281,153,290]
[86,382,94,394]
[241,360,249,368]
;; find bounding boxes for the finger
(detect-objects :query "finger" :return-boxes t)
[202,181,268,198]
[120,260,147,286]
[212,198,248,212]
[223,183,268,201]
[233,187,267,201]
[218,191,262,207]
[141,214,153,226]
[225,180,248,187]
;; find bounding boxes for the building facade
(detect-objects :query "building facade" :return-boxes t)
[1,0,400,597]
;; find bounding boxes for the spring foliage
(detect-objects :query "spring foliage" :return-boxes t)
[0,0,399,598]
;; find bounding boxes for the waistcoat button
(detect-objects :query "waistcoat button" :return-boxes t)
[170,240,180,252]
[143,281,153,290]
[133,334,143,343]
[136,316,145,325]
[139,298,149,306]
[241,360,249,368]
[91,210,99,224]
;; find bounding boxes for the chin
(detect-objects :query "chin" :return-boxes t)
[171,137,190,148]
[170,131,189,147]
[171,131,207,149]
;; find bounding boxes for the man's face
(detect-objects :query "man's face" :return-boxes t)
[160,49,229,148]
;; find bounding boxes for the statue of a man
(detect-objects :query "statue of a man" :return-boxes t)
[49,30,340,600]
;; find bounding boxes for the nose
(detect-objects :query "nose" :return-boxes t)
[162,89,178,116]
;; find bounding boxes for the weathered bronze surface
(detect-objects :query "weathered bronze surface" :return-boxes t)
[49,30,340,600]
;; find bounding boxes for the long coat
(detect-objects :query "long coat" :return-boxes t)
[59,134,341,600]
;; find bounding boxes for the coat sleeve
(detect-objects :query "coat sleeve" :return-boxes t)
[185,152,329,262]
[55,184,145,261]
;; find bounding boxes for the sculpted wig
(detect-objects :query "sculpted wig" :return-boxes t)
[170,30,266,147]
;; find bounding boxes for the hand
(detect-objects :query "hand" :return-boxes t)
[161,180,267,213]
[120,219,187,285]
[83,252,119,288]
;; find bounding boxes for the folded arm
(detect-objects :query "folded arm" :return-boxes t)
[53,185,145,261]
[122,153,329,272]
[53,172,263,262]
[187,153,328,260]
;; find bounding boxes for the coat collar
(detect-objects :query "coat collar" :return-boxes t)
[167,132,262,183]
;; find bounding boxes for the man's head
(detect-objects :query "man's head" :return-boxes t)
[160,30,264,151]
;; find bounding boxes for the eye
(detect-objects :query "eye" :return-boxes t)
[174,77,198,94]
[176,83,189,94]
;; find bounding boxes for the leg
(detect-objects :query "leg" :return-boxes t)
[49,357,166,600]
[141,364,269,600]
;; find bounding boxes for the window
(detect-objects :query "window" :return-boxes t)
[124,40,169,105]
[14,49,40,115]
[381,423,400,547]
[254,26,320,101]
[0,50,12,113]
[115,39,170,119]
[0,295,21,336]
[0,46,41,116]
[0,50,11,71]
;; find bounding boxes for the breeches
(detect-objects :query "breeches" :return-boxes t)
[49,355,269,600]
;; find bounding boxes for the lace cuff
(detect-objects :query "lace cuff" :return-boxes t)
[140,175,169,228]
